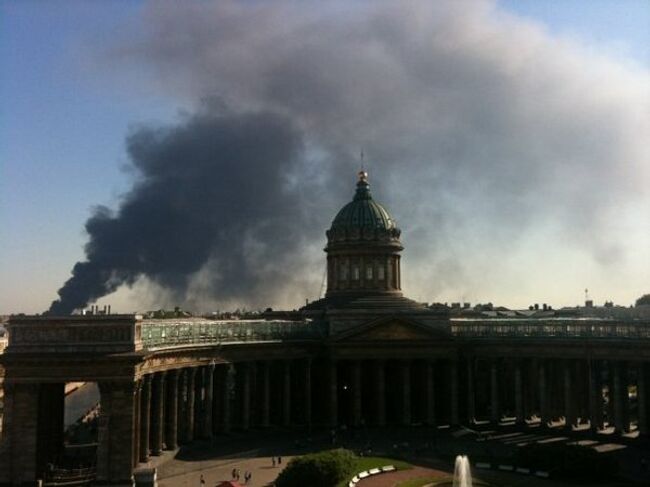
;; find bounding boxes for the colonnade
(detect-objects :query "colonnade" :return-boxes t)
[467,358,649,436]
[129,359,313,468]
[125,356,650,471]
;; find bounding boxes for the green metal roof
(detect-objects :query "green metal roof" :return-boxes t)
[330,173,396,230]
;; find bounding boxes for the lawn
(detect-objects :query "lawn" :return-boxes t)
[335,456,412,487]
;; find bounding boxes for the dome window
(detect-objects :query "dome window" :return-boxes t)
[366,265,373,280]
[378,266,385,280]
[352,265,360,280]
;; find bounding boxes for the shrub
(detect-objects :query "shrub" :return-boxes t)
[275,448,356,487]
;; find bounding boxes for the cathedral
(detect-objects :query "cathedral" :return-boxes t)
[1,171,649,485]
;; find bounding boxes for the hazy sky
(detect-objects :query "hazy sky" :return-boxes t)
[1,0,648,314]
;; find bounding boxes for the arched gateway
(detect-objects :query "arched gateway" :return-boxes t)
[1,172,649,486]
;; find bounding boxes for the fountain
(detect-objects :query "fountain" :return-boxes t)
[453,455,473,487]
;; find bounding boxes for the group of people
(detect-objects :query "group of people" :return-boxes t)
[198,469,253,486]
[197,455,286,486]
[231,467,253,484]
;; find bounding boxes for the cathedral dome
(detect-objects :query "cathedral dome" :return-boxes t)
[327,171,401,243]
[330,171,396,231]
[322,170,404,301]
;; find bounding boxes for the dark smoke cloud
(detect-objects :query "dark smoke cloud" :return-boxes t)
[58,0,648,310]
[49,108,312,314]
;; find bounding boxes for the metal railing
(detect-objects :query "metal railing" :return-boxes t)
[450,319,650,339]
[141,319,324,349]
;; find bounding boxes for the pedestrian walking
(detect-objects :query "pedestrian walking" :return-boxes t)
[272,457,276,467]
[231,468,237,480]
[278,456,282,465]
[200,474,206,487]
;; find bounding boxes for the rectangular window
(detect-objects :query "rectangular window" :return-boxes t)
[366,265,373,280]
[340,262,348,280]
[352,265,360,280]
[378,266,385,280]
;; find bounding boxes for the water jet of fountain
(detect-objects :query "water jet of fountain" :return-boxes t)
[453,455,473,487]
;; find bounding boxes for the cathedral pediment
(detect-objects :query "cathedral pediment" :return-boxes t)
[332,316,448,342]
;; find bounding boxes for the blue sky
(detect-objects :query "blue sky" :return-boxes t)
[1,0,648,314]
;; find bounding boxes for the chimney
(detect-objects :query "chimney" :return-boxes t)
[107,304,111,315]
[585,300,593,308]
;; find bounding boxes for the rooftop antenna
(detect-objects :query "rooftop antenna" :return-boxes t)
[360,149,365,172]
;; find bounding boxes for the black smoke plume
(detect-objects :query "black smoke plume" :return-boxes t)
[48,108,309,315]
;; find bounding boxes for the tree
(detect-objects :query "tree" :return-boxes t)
[636,294,650,306]
[275,449,356,487]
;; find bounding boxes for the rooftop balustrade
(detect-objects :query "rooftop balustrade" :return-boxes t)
[450,319,650,339]
[140,318,324,350]
[4,315,649,355]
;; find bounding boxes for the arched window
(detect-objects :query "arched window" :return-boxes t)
[377,265,385,280]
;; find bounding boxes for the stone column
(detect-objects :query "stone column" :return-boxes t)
[221,365,232,433]
[329,360,338,428]
[261,361,271,428]
[305,358,312,429]
[588,360,602,433]
[165,370,179,450]
[450,360,459,426]
[514,360,524,425]
[375,360,386,426]
[466,358,475,424]
[401,360,411,426]
[139,374,152,463]
[194,367,204,437]
[250,362,258,428]
[426,360,436,426]
[352,360,362,427]
[186,368,197,442]
[283,360,292,427]
[638,362,648,437]
[178,369,189,444]
[0,383,40,484]
[612,361,625,434]
[490,359,499,424]
[202,364,215,439]
[241,363,251,431]
[96,381,139,484]
[539,360,549,427]
[151,372,166,455]
[563,360,575,430]
[132,380,141,466]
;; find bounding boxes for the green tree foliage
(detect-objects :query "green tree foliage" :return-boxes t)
[636,294,650,306]
[275,449,356,487]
